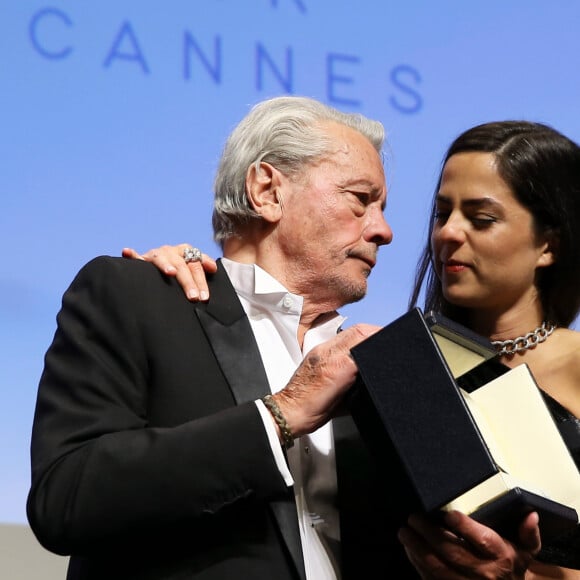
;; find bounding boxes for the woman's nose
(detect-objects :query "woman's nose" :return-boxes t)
[435,213,466,243]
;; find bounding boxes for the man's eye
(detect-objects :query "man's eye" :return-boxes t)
[350,192,369,204]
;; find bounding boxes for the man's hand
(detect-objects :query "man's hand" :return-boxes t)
[398,510,541,579]
[273,324,380,439]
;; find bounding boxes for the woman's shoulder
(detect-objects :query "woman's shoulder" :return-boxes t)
[539,328,580,416]
[554,327,580,358]
[533,327,580,369]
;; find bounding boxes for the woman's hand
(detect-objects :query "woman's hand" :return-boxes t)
[122,244,217,301]
[398,510,541,579]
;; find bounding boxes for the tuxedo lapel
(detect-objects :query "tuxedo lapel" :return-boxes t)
[196,308,269,404]
[196,261,307,580]
[195,261,269,403]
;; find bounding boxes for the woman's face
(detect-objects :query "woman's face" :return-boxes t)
[431,152,554,313]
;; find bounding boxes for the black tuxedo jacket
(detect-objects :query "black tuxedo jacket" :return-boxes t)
[27,257,417,579]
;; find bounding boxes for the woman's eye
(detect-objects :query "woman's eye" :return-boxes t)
[471,215,497,228]
[433,211,497,228]
[434,211,449,222]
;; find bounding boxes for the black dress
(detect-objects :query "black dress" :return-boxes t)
[536,392,580,569]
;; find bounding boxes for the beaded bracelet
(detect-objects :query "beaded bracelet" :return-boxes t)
[262,394,294,449]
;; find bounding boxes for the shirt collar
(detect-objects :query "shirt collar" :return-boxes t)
[221,257,346,333]
[222,257,290,296]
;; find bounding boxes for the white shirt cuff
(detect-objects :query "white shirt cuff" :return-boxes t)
[255,399,294,486]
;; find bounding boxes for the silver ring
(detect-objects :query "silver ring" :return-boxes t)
[183,246,202,263]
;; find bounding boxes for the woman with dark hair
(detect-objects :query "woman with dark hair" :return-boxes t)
[409,120,580,329]
[402,120,580,578]
[122,120,580,578]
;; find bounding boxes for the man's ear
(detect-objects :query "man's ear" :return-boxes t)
[245,162,284,224]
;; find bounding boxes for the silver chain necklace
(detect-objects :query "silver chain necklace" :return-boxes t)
[491,321,556,356]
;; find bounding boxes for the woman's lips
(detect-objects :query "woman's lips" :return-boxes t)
[443,260,469,274]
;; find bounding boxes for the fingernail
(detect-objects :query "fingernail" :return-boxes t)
[165,266,177,274]
[397,528,407,544]
[200,291,209,301]
[187,289,199,300]
[444,510,461,526]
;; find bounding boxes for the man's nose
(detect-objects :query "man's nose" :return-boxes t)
[366,207,393,246]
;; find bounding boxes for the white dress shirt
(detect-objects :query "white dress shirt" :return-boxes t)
[221,258,345,580]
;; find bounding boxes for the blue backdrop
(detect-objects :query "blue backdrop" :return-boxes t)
[2,0,579,525]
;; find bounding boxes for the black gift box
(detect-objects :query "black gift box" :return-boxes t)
[348,308,579,542]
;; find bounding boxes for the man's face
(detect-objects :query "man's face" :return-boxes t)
[275,122,393,309]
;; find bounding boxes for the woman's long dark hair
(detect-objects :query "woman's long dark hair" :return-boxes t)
[409,121,580,328]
